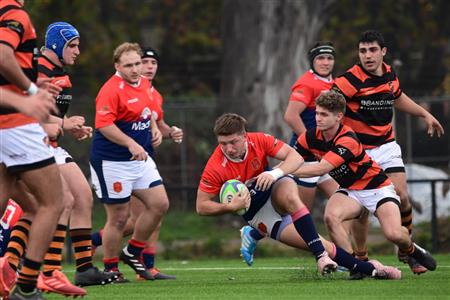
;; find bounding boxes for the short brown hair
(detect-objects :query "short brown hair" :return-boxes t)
[113,42,142,63]
[316,90,346,114]
[213,113,247,136]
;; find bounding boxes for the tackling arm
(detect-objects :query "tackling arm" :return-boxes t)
[293,159,335,178]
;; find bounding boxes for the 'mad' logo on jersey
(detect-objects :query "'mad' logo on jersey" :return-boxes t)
[131,120,151,130]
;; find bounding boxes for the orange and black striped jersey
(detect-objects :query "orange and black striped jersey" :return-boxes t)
[294,124,390,190]
[0,0,38,128]
[332,63,402,149]
[38,55,72,118]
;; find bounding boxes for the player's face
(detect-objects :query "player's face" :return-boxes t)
[218,133,247,160]
[115,51,142,84]
[313,54,334,77]
[63,38,80,66]
[141,58,158,81]
[315,106,342,131]
[358,42,386,76]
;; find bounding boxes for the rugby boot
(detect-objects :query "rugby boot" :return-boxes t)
[74,266,118,286]
[317,252,338,275]
[37,270,87,297]
[120,248,154,280]
[240,226,257,266]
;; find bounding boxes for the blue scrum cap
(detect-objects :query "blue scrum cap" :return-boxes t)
[45,22,80,60]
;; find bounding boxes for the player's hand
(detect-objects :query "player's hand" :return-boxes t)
[423,114,444,138]
[69,126,93,141]
[230,188,250,212]
[42,123,63,139]
[152,126,163,147]
[128,142,148,161]
[18,90,58,122]
[36,77,62,97]
[63,115,85,130]
[170,126,183,144]
[255,171,277,191]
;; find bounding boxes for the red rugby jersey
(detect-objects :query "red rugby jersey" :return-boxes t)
[199,132,284,195]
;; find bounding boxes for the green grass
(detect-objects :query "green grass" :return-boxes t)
[45,254,450,299]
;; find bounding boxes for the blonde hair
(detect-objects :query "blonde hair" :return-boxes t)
[113,42,142,63]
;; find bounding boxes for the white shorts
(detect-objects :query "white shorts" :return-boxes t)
[247,199,282,237]
[90,158,162,204]
[0,123,55,174]
[366,141,405,173]
[337,184,400,214]
[53,146,73,165]
[296,161,332,187]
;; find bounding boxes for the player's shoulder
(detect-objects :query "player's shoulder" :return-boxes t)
[291,70,315,89]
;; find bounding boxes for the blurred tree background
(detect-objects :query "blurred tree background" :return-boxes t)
[23,0,449,253]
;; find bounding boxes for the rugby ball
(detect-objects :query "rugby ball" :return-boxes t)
[219,179,249,216]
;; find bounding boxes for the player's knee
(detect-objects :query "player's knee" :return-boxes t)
[324,212,341,230]
[153,197,169,216]
[383,227,404,244]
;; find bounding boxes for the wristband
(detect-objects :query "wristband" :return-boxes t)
[27,82,38,95]
[266,168,284,180]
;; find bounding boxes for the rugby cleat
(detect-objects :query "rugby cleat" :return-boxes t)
[8,287,45,300]
[398,252,427,275]
[137,268,176,280]
[240,226,257,266]
[370,260,401,280]
[74,266,118,287]
[0,256,17,298]
[120,248,154,280]
[409,243,437,271]
[37,270,87,297]
[317,252,338,275]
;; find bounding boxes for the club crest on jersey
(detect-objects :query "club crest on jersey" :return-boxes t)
[251,158,261,170]
[141,107,151,119]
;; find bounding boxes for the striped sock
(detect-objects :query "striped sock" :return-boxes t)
[126,239,146,257]
[291,207,325,260]
[42,224,66,276]
[70,228,94,272]
[103,257,119,272]
[17,257,41,293]
[401,207,413,235]
[5,218,31,271]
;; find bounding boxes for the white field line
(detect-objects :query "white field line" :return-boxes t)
[61,265,450,273]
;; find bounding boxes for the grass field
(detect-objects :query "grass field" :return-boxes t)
[43,254,449,299]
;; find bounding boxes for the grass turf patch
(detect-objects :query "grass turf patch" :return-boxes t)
[44,254,449,299]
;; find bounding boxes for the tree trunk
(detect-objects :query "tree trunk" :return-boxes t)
[219,0,335,138]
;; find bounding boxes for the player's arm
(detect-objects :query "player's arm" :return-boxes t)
[256,144,304,191]
[196,189,249,216]
[394,93,444,137]
[0,44,34,92]
[0,88,57,121]
[151,115,163,147]
[284,101,308,136]
[157,119,183,143]
[99,125,147,161]
[293,159,335,178]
